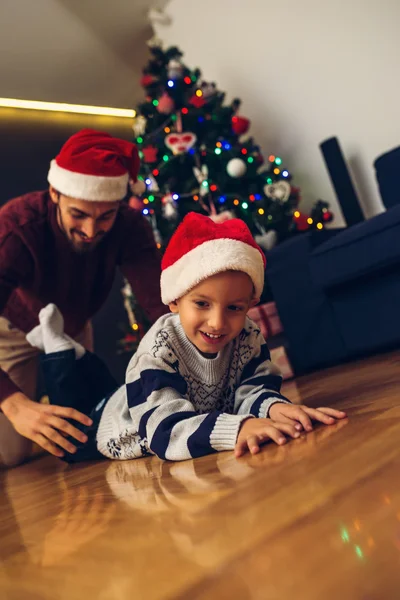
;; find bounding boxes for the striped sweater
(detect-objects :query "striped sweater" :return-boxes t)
[96,313,290,461]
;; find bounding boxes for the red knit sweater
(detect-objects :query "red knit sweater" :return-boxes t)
[0,191,166,402]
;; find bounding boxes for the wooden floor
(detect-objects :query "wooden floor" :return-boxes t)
[1,351,400,600]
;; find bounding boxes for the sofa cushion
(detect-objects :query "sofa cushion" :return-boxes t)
[309,204,400,289]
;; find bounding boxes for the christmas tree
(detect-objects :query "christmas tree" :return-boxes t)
[119,45,333,352]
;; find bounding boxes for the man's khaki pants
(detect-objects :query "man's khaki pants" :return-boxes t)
[0,317,93,468]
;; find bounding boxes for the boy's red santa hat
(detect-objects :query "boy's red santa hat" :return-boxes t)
[48,129,140,201]
[161,212,266,304]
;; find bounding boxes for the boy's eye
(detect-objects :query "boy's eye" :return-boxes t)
[71,213,85,220]
[228,305,244,312]
[194,301,208,308]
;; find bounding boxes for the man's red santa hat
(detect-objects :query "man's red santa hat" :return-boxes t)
[161,212,266,304]
[47,129,140,201]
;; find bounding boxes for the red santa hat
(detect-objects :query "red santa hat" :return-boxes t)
[47,129,140,202]
[161,212,266,304]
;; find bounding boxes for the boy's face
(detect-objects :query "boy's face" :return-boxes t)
[169,271,258,355]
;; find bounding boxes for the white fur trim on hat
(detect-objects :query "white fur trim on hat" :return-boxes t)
[47,159,129,201]
[161,238,265,304]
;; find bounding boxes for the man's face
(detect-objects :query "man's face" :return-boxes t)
[50,187,119,253]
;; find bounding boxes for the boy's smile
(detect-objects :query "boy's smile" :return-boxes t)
[169,270,258,355]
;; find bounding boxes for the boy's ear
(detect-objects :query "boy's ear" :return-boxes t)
[169,301,179,313]
[249,297,260,308]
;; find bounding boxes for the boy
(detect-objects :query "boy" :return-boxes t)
[26,213,346,462]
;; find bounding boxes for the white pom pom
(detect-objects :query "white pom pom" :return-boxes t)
[226,158,247,178]
[130,179,146,195]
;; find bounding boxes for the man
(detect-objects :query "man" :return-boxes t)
[0,128,166,467]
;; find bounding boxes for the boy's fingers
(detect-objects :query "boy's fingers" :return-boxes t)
[317,407,347,418]
[247,435,261,455]
[34,433,65,458]
[264,425,287,446]
[302,407,336,425]
[271,421,300,439]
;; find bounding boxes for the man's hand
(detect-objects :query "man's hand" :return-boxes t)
[235,417,300,458]
[269,402,347,431]
[1,392,93,458]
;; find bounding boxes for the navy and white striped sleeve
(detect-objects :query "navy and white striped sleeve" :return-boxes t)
[126,351,250,461]
[234,334,291,419]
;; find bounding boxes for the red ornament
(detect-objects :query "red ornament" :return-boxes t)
[157,93,175,115]
[140,74,156,87]
[232,115,250,136]
[189,94,206,109]
[129,196,144,211]
[323,210,333,222]
[294,214,309,231]
[165,132,197,154]
[142,145,158,163]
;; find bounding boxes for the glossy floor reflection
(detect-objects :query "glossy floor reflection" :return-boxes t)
[1,351,400,600]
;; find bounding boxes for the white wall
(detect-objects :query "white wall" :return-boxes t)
[154,0,400,225]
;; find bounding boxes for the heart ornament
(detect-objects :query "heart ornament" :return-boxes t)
[264,180,291,202]
[165,132,197,155]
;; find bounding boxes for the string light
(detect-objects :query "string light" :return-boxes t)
[195,89,203,97]
[216,142,222,147]
[152,169,159,176]
[269,155,275,162]
[191,75,197,82]
[241,148,248,155]
[258,208,265,215]
[255,194,261,200]
[274,168,280,175]
[167,80,174,88]
[148,195,155,202]
[145,178,151,185]
[317,222,323,230]
[233,199,239,206]
[162,154,169,162]
[219,196,226,203]
[152,99,159,107]
[202,180,209,187]
[184,76,191,84]
[172,193,179,200]
[249,195,255,201]
[198,116,204,122]
[266,177,273,184]
[294,211,300,218]
[247,157,254,163]
[136,136,143,144]
[282,170,289,177]
[275,157,282,165]
[307,217,313,225]
[242,202,249,209]
[143,208,149,215]
[268,215,272,220]
[215,148,222,155]
[157,243,161,249]
[132,323,139,331]
[143,198,149,204]
[164,127,171,133]
[210,184,217,192]
[224,143,231,150]
[193,195,199,201]
[182,107,189,114]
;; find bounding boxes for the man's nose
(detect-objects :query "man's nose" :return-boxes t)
[81,219,97,239]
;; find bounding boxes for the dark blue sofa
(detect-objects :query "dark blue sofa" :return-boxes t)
[267,147,400,374]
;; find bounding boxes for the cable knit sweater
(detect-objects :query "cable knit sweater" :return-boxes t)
[96,313,290,461]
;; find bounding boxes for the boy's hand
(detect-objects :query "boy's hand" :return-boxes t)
[235,417,300,458]
[269,402,347,432]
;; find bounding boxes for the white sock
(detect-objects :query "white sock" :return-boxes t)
[26,325,45,351]
[38,304,86,359]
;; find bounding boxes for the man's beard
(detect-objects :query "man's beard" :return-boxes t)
[57,207,105,254]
